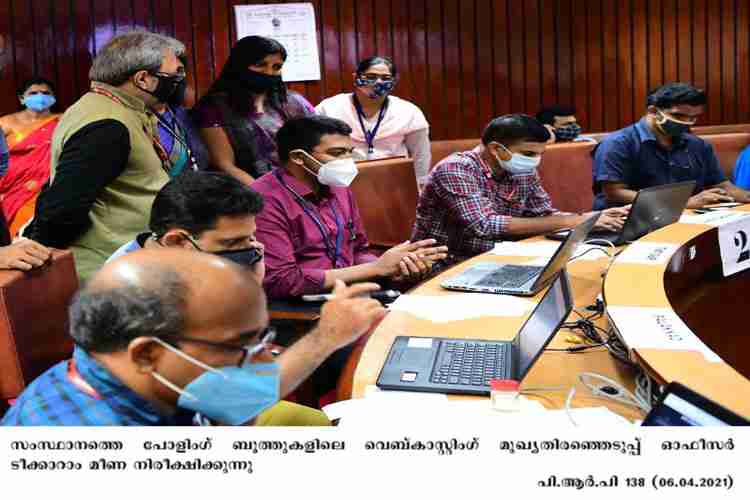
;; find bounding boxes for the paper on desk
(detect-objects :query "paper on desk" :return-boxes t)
[615,241,679,265]
[387,293,534,322]
[679,210,750,227]
[491,241,607,261]
[607,306,722,362]
[491,241,562,257]
[324,394,632,428]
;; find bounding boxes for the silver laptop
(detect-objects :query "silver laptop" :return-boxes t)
[377,270,573,395]
[441,213,599,296]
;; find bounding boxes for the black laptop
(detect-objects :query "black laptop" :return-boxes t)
[642,381,749,426]
[440,213,598,296]
[547,181,696,246]
[377,270,573,395]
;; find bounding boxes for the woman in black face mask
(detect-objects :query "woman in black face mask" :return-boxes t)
[194,36,314,185]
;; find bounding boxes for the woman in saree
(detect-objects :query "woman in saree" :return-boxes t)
[0,77,61,236]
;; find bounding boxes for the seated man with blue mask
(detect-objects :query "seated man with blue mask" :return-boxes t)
[2,248,386,426]
[592,82,750,209]
[412,114,627,268]
[108,171,266,283]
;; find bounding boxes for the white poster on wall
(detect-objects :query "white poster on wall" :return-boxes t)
[234,2,321,82]
[718,215,750,276]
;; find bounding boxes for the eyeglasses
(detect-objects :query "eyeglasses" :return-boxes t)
[160,327,276,367]
[358,73,395,84]
[658,109,698,124]
[151,70,187,81]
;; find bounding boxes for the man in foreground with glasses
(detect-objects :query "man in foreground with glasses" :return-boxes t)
[592,82,750,209]
[2,248,386,426]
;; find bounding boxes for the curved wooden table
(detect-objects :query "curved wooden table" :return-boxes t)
[605,205,750,418]
[348,243,644,420]
[348,207,750,420]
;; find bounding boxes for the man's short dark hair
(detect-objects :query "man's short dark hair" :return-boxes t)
[149,172,264,237]
[276,115,352,163]
[70,268,187,353]
[535,105,576,126]
[481,114,551,146]
[646,82,707,108]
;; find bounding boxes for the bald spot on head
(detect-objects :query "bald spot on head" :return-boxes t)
[90,248,267,337]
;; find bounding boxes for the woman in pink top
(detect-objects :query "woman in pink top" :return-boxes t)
[315,56,431,188]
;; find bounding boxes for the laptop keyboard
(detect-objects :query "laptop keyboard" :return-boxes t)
[475,264,541,288]
[430,341,509,386]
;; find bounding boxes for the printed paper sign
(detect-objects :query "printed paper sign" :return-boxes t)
[679,210,750,227]
[607,306,722,362]
[718,216,750,276]
[615,242,679,265]
[235,3,321,82]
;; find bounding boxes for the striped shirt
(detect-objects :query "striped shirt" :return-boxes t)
[1,347,195,426]
[412,147,556,260]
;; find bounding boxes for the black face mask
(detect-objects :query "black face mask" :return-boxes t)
[656,110,691,138]
[141,72,184,103]
[167,78,188,108]
[214,247,263,267]
[240,70,282,93]
[184,235,262,268]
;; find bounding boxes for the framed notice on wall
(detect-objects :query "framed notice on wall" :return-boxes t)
[234,2,321,82]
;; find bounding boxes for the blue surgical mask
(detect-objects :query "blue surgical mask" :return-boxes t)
[491,142,541,176]
[150,337,280,425]
[23,94,56,112]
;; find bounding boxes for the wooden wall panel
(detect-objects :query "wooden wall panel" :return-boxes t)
[1,0,749,140]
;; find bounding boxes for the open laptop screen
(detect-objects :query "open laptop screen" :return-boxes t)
[642,382,749,426]
[514,271,572,380]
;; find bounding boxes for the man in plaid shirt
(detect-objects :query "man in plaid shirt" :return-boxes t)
[412,114,628,265]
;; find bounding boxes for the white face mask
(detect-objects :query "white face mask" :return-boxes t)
[294,150,359,187]
[491,142,541,176]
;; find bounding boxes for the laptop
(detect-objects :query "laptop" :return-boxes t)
[377,270,573,395]
[642,381,749,426]
[441,213,599,296]
[547,181,697,246]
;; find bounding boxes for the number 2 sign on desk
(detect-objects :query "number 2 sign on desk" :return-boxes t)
[718,217,750,276]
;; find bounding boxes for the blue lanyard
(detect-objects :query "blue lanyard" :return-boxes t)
[275,170,345,267]
[353,94,388,155]
[154,107,199,172]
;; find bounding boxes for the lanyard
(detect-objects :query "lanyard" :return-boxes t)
[274,170,346,267]
[67,359,102,400]
[90,87,172,175]
[352,94,388,155]
[153,108,199,172]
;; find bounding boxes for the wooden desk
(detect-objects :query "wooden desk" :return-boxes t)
[605,206,750,418]
[350,245,644,420]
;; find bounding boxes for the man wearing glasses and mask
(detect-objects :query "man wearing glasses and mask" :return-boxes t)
[592,82,750,209]
[25,31,190,281]
[107,171,266,285]
[2,248,386,426]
